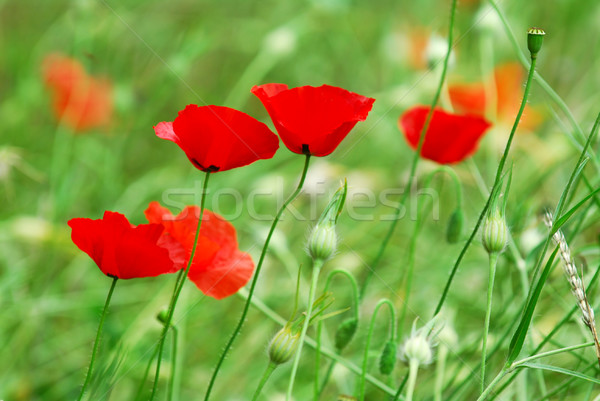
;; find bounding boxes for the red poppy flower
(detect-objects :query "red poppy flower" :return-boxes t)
[154,105,279,172]
[144,202,254,300]
[399,105,491,164]
[68,211,185,279]
[251,84,375,157]
[42,54,113,132]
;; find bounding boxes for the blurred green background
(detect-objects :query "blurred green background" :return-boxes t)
[2,0,600,400]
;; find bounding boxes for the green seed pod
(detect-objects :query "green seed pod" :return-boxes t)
[482,211,508,254]
[446,208,464,243]
[527,27,545,57]
[268,326,300,365]
[335,317,358,351]
[379,340,398,375]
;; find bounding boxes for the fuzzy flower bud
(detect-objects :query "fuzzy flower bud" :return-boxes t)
[402,333,433,365]
[156,309,169,326]
[307,181,347,262]
[379,340,398,375]
[527,27,545,58]
[334,317,358,351]
[268,326,300,365]
[482,210,508,254]
[446,208,464,244]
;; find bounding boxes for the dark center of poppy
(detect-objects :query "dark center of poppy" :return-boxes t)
[301,144,311,155]
[191,158,220,172]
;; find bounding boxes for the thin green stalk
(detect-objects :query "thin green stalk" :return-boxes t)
[513,342,594,367]
[204,154,311,401]
[252,363,277,401]
[481,253,499,394]
[286,259,323,400]
[150,171,211,401]
[434,50,539,316]
[358,299,396,401]
[477,367,509,401]
[167,326,178,401]
[359,0,458,299]
[77,277,118,401]
[315,269,359,398]
[405,358,420,401]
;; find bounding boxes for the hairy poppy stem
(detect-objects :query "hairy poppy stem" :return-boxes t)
[286,259,323,401]
[204,154,311,401]
[481,253,499,394]
[359,0,458,300]
[149,170,211,401]
[433,54,539,317]
[251,362,277,401]
[77,277,118,401]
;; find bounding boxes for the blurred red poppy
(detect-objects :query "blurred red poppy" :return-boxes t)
[154,105,279,172]
[251,84,375,157]
[42,54,113,132]
[399,105,491,164]
[145,202,254,300]
[68,211,185,279]
[448,62,541,130]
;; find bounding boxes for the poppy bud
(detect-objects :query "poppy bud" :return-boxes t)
[446,208,464,243]
[482,210,508,254]
[307,181,347,262]
[268,326,300,365]
[379,340,398,375]
[334,317,358,351]
[156,309,169,326]
[402,332,433,366]
[527,27,545,58]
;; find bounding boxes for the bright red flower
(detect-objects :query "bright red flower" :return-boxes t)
[251,84,375,157]
[154,105,279,172]
[144,202,254,300]
[42,54,113,132]
[399,106,491,164]
[68,211,185,279]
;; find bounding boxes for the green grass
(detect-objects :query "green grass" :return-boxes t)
[2,0,600,400]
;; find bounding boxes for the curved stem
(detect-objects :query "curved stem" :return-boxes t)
[434,54,538,316]
[315,269,360,398]
[476,367,509,401]
[358,298,396,401]
[286,259,323,400]
[150,171,211,400]
[481,253,499,394]
[252,363,277,401]
[359,0,458,299]
[205,155,311,401]
[77,277,118,401]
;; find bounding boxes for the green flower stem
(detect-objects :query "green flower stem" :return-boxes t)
[150,170,211,401]
[405,358,420,401]
[286,259,323,401]
[315,269,360,398]
[135,343,160,401]
[358,299,396,401]
[205,154,311,401]
[481,252,499,394]
[167,326,178,401]
[434,342,449,401]
[237,288,396,396]
[477,367,509,401]
[359,0,458,299]
[434,49,539,316]
[77,277,118,401]
[252,363,277,401]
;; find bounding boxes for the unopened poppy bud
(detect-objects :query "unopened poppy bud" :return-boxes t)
[156,309,169,326]
[379,340,397,375]
[527,27,545,57]
[308,223,337,261]
[334,317,358,351]
[446,208,464,243]
[402,333,433,366]
[268,326,300,365]
[482,210,508,254]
